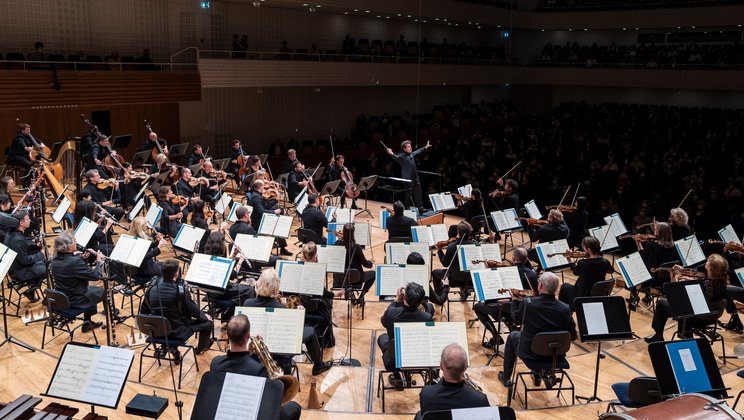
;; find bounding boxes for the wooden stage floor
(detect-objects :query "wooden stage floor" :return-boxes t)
[1,199,743,419]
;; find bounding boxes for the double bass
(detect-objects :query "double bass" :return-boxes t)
[80,115,125,178]
[144,119,168,162]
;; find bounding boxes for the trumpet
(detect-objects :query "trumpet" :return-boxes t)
[471,259,513,268]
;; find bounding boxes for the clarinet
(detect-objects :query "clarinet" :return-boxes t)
[101,258,120,347]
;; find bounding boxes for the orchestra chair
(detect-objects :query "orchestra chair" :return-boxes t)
[377,339,435,413]
[41,289,99,349]
[5,274,40,316]
[108,260,144,319]
[301,296,333,349]
[388,236,414,243]
[333,269,365,319]
[294,228,317,257]
[511,331,575,409]
[136,314,199,389]
[421,407,516,420]
[732,370,744,410]
[671,299,728,363]
[639,260,680,312]
[478,302,511,365]
[469,215,488,242]
[590,279,616,297]
[430,294,450,322]
[605,376,661,413]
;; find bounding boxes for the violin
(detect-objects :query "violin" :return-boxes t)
[489,189,510,198]
[340,165,360,199]
[545,204,577,213]
[452,193,476,202]
[124,170,149,184]
[707,239,744,254]
[546,250,588,259]
[188,177,209,187]
[96,179,119,189]
[650,267,706,279]
[498,288,535,298]
[436,237,458,249]
[205,204,214,220]
[618,233,657,242]
[170,195,188,206]
[472,259,513,268]
[517,217,548,226]
[381,205,394,213]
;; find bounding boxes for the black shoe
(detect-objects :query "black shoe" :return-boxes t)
[169,348,181,365]
[351,203,359,210]
[195,341,213,355]
[497,371,512,387]
[644,334,663,343]
[81,321,103,333]
[531,370,542,386]
[726,315,744,332]
[482,336,504,349]
[459,289,471,302]
[642,294,653,305]
[311,361,332,376]
[280,248,293,256]
[388,373,405,390]
[23,290,39,303]
[153,346,166,359]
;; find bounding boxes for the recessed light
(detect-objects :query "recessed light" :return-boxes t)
[316,4,321,7]
[739,24,743,27]
[414,19,418,22]
[468,21,472,24]
[443,19,447,22]
[376,15,381,18]
[435,18,439,21]
[422,20,427,23]
[691,26,696,28]
[407,14,412,17]
[386,16,390,19]
[635,27,639,30]
[397,13,402,16]
[364,10,370,13]
[344,11,348,14]
[584,28,588,31]
[302,2,308,5]
[353,8,358,11]
[497,25,501,28]
[677,26,681,29]
[569,28,573,31]
[622,28,627,30]
[541,29,545,32]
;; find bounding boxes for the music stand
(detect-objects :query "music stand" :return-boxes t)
[355,175,378,218]
[131,150,151,169]
[648,338,728,399]
[320,180,342,207]
[188,163,201,175]
[0,165,5,177]
[574,296,634,403]
[111,134,133,150]
[168,143,190,162]
[191,371,283,420]
[663,280,717,334]
[0,245,35,352]
[256,154,269,165]
[212,158,230,171]
[149,172,171,194]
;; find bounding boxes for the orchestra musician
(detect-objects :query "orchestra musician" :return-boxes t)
[50,231,106,333]
[385,140,432,213]
[334,223,376,302]
[558,236,613,310]
[300,193,328,245]
[406,252,444,314]
[79,125,98,171]
[148,154,171,182]
[228,204,282,268]
[386,201,417,241]
[327,154,358,209]
[81,169,125,221]
[187,144,206,167]
[158,186,184,237]
[287,161,309,202]
[139,131,168,159]
[378,282,433,388]
[140,259,214,356]
[0,176,40,234]
[248,180,292,256]
[202,231,255,320]
[527,209,570,265]
[226,139,243,181]
[188,199,212,253]
[300,242,341,348]
[498,272,577,387]
[644,254,728,343]
[458,188,484,224]
[281,148,298,176]
[4,210,45,302]
[209,314,302,420]
[7,123,45,187]
[72,200,115,255]
[632,222,678,305]
[433,221,476,301]
[564,196,590,249]
[668,207,692,240]
[489,178,519,211]
[128,216,166,285]
[196,159,223,207]
[241,268,333,376]
[473,247,538,348]
[87,134,116,180]
[416,344,489,419]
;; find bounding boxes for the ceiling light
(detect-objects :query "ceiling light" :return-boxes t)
[635,27,639,30]
[622,28,627,30]
[344,11,348,14]
[691,26,696,28]
[541,29,545,32]
[376,15,381,18]
[353,8,358,11]
[584,28,588,31]
[302,3,308,5]
[316,4,321,7]
[677,26,681,29]
[435,18,439,21]
[443,19,447,22]
[364,10,370,13]
[569,28,573,31]
[407,14,412,17]
[422,20,427,23]
[397,13,402,16]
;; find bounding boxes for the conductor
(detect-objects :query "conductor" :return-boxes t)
[386,140,432,213]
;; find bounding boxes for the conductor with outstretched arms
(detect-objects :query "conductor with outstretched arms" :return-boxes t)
[386,140,431,213]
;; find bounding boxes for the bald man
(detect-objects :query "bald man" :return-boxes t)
[417,343,489,418]
[498,272,577,387]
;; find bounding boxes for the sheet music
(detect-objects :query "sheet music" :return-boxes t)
[430,224,449,244]
[276,261,326,296]
[375,264,429,297]
[259,214,293,238]
[109,234,152,267]
[616,252,652,288]
[317,245,346,273]
[535,240,570,270]
[145,203,162,228]
[128,198,145,222]
[234,307,305,354]
[293,186,307,205]
[524,199,543,220]
[735,267,744,288]
[215,193,232,214]
[718,224,741,245]
[685,283,710,315]
[74,217,98,248]
[603,213,629,237]
[590,225,620,251]
[674,236,706,267]
[0,244,18,279]
[451,407,501,420]
[326,207,354,224]
[471,268,520,301]
[184,254,234,290]
[582,302,609,335]
[45,344,134,409]
[173,224,207,252]
[227,203,249,223]
[233,234,274,263]
[214,373,265,420]
[428,193,457,212]
[457,184,473,198]
[458,244,502,271]
[411,226,434,246]
[52,197,72,224]
[353,222,371,246]
[295,190,309,215]
[490,209,521,232]
[384,242,431,265]
[394,322,468,368]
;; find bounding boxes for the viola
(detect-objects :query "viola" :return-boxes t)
[707,239,744,254]
[96,179,119,189]
[435,237,457,249]
[650,267,706,279]
[618,233,657,242]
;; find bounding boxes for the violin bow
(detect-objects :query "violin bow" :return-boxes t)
[498,160,522,183]
[557,185,570,207]
[570,183,580,206]
[677,188,694,209]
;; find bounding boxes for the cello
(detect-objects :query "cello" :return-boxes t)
[144,119,168,162]
[340,165,359,198]
[80,114,125,178]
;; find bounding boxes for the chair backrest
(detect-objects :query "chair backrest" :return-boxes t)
[136,314,173,338]
[531,331,572,357]
[421,407,515,420]
[297,228,317,244]
[389,236,413,243]
[44,289,71,311]
[590,279,615,296]
[332,269,361,289]
[470,215,487,234]
[627,376,662,405]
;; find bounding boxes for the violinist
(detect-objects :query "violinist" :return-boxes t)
[386,201,417,241]
[158,186,183,237]
[72,200,115,255]
[558,237,613,310]
[148,154,170,181]
[187,144,206,167]
[407,251,443,315]
[645,254,728,343]
[459,188,484,224]
[301,193,328,245]
[128,216,166,285]
[433,221,476,301]
[489,178,519,211]
[668,207,692,240]
[474,247,537,348]
[247,180,292,256]
[197,159,223,208]
[527,209,570,265]
[82,169,125,221]
[119,162,148,210]
[328,155,358,209]
[631,222,678,305]
[0,177,40,235]
[287,161,308,201]
[334,223,376,302]
[189,199,212,252]
[564,196,589,249]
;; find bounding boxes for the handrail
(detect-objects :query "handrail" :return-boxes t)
[0,59,197,72]
[170,46,200,64]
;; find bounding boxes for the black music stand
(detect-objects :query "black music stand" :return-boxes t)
[149,172,171,194]
[355,175,378,218]
[648,338,728,399]
[256,154,269,165]
[0,246,35,352]
[574,296,634,403]
[111,134,133,150]
[320,180,342,207]
[212,158,230,172]
[191,371,283,420]
[663,279,717,333]
[168,143,190,165]
[131,151,151,169]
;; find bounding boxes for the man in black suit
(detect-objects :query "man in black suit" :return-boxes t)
[4,210,45,301]
[140,259,214,356]
[385,140,431,212]
[281,149,298,176]
[81,169,125,221]
[210,314,301,420]
[386,200,417,241]
[50,231,105,332]
[417,343,489,419]
[489,178,520,211]
[286,161,308,202]
[498,271,577,387]
[378,282,433,386]
[527,209,570,266]
[432,221,476,301]
[228,205,257,239]
[248,180,291,256]
[300,194,328,244]
[8,123,47,187]
[474,247,538,348]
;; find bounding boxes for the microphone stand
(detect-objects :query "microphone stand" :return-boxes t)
[337,243,361,366]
